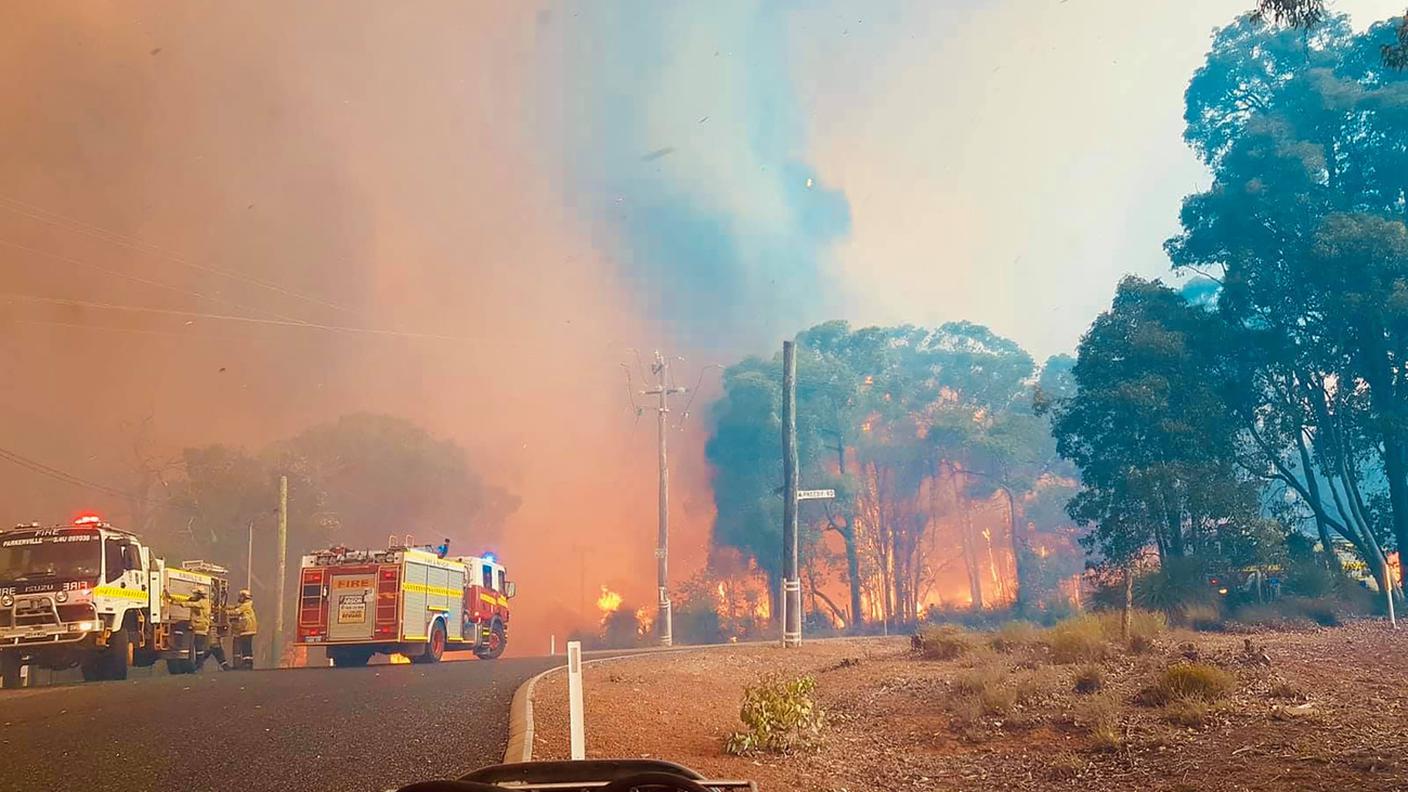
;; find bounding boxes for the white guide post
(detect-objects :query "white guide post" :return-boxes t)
[567,640,585,760]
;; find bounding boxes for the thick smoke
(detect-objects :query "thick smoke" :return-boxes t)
[540,2,852,350]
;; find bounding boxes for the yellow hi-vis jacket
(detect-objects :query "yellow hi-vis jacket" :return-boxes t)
[182,597,212,634]
[228,600,257,637]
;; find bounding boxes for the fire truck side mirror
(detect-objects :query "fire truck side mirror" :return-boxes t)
[505,581,516,599]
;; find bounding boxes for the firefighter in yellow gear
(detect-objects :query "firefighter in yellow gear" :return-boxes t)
[166,589,218,669]
[227,589,258,670]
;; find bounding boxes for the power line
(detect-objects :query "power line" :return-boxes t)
[0,194,357,317]
[0,293,478,343]
[0,237,309,324]
[0,444,136,499]
[10,317,239,340]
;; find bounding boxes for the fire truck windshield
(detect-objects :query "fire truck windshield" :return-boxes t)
[0,533,101,582]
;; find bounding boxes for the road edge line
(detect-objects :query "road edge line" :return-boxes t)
[505,662,562,764]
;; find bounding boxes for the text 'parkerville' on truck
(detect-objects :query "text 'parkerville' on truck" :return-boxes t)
[0,515,234,688]
[295,538,514,666]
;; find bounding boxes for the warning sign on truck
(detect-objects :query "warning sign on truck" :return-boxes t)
[337,594,367,624]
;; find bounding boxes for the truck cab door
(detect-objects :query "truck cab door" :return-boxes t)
[149,559,164,624]
[121,542,146,600]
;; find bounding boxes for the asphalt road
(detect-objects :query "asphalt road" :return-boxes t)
[0,654,561,792]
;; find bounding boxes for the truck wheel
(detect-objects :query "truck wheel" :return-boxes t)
[165,638,197,675]
[477,621,506,660]
[102,629,130,680]
[412,620,446,664]
[1,653,22,689]
[329,648,371,668]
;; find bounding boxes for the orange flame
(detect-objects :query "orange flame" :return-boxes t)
[596,585,623,614]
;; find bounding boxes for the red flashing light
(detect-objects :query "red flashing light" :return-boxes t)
[74,514,103,525]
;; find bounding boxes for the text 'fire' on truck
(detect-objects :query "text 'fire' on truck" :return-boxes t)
[0,515,230,688]
[294,538,514,667]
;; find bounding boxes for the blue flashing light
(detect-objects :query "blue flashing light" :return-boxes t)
[483,552,497,563]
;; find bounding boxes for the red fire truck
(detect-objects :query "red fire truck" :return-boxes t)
[294,540,513,667]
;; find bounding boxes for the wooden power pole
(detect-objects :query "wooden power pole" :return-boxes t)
[642,352,686,647]
[273,474,288,667]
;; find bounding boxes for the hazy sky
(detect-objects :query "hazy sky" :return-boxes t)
[786,0,1406,360]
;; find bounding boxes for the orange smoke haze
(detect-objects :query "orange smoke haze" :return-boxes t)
[0,3,715,654]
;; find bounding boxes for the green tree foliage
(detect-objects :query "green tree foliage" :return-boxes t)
[1247,1,1406,69]
[1047,277,1267,568]
[1169,12,1407,586]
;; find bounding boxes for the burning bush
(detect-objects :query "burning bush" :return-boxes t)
[724,674,825,755]
[601,606,646,649]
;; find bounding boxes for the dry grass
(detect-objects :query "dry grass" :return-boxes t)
[1096,609,1168,647]
[915,625,974,660]
[1074,664,1104,694]
[1012,666,1061,704]
[1163,699,1212,727]
[1141,662,1236,705]
[1046,753,1088,781]
[988,620,1041,653]
[953,666,1005,695]
[951,665,1020,716]
[1044,615,1109,664]
[1075,693,1123,751]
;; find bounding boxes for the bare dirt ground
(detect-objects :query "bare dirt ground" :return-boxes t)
[530,623,1408,791]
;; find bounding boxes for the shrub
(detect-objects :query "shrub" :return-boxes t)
[1283,558,1339,598]
[724,674,825,755]
[1074,665,1104,694]
[989,620,1041,653]
[1135,556,1218,614]
[1044,616,1108,664]
[1142,662,1235,705]
[915,625,975,661]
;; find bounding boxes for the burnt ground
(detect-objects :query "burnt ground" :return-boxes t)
[530,624,1408,791]
[0,653,557,792]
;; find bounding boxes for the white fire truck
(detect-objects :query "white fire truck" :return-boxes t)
[0,516,229,688]
[295,539,514,666]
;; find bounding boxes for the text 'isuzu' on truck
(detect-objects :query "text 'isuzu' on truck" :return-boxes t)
[295,540,514,666]
[0,516,229,688]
